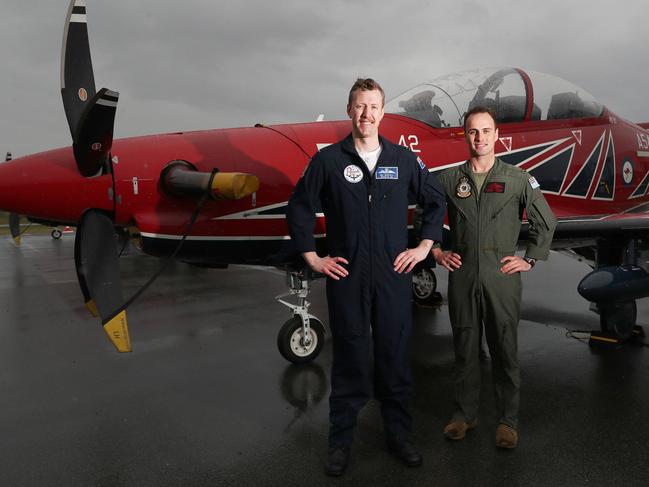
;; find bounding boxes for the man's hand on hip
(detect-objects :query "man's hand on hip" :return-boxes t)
[302,251,349,280]
[500,255,532,274]
[393,239,434,274]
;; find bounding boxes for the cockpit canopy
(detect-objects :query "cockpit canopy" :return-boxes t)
[385,67,604,128]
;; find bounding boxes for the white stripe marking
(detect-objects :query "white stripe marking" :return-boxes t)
[97,99,118,108]
[140,232,326,241]
[70,14,87,23]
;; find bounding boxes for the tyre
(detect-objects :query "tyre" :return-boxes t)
[412,265,440,306]
[51,228,63,239]
[277,316,325,364]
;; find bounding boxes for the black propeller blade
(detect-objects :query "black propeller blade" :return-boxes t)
[3,152,21,244]
[61,0,119,177]
[61,0,96,137]
[8,213,21,244]
[75,210,131,352]
[73,88,119,177]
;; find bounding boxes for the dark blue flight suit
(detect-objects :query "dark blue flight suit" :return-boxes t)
[287,134,445,447]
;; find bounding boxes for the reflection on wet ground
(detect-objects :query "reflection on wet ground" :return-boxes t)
[0,235,648,486]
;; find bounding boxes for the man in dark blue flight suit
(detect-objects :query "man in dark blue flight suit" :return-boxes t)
[287,78,445,476]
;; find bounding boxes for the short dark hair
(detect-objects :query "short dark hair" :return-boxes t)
[463,106,497,130]
[348,78,385,107]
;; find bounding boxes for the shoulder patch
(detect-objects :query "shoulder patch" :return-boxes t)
[528,176,540,190]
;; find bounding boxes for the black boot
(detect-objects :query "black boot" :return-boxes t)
[325,447,350,477]
[387,439,423,467]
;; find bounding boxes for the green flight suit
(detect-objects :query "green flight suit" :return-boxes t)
[436,158,556,428]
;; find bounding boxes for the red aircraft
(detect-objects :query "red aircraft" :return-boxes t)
[2,1,649,362]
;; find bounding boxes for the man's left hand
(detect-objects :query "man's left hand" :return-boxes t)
[500,255,532,274]
[394,240,433,274]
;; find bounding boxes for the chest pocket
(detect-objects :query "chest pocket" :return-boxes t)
[331,164,369,200]
[376,166,405,199]
[485,193,517,221]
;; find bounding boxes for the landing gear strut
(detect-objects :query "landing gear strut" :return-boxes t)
[275,271,325,364]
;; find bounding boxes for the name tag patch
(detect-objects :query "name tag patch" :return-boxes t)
[344,164,363,183]
[376,166,398,179]
[485,182,506,193]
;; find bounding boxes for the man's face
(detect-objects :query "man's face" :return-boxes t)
[347,89,384,140]
[465,112,498,158]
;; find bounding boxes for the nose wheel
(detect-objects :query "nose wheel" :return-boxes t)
[275,270,326,364]
[277,316,325,364]
[412,264,441,306]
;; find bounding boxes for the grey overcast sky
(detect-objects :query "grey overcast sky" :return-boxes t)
[1,0,648,157]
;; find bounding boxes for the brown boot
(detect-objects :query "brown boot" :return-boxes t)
[495,424,518,449]
[443,418,478,440]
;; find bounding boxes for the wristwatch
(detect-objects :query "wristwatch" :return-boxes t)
[523,257,536,268]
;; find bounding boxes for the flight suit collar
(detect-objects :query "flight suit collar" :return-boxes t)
[458,157,503,179]
[340,134,397,162]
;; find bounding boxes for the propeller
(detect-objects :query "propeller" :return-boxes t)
[60,0,130,351]
[61,0,118,177]
[58,1,258,352]
[8,213,21,245]
[75,210,130,352]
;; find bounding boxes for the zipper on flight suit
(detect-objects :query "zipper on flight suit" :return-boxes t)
[473,170,490,298]
[474,167,499,300]
[363,158,374,298]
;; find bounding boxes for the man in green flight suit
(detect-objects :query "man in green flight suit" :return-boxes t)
[432,106,556,449]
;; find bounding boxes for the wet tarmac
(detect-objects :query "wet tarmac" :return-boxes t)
[1,235,648,486]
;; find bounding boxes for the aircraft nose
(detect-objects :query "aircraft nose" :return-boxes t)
[0,148,114,221]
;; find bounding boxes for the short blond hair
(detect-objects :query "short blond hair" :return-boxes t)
[348,78,385,107]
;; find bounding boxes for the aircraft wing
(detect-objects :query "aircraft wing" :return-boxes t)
[518,205,649,249]
[553,211,649,240]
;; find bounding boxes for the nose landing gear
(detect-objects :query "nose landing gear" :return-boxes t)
[275,271,325,364]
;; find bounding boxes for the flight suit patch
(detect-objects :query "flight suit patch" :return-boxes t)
[528,176,540,189]
[376,167,398,179]
[344,164,363,183]
[485,182,506,193]
[456,177,472,198]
